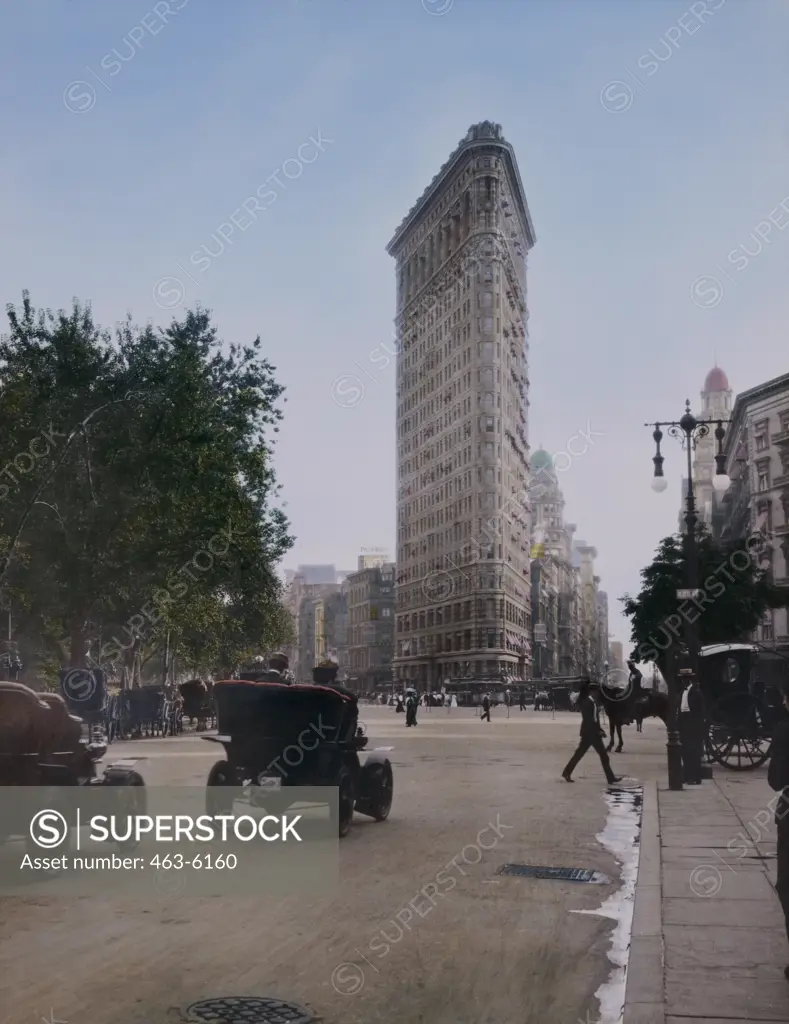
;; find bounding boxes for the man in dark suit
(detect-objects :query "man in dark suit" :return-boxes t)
[768,682,789,977]
[562,680,622,786]
[678,671,705,785]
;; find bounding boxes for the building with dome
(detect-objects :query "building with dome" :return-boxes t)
[679,366,733,535]
[388,122,535,688]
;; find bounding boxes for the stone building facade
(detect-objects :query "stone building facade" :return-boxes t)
[283,573,345,681]
[718,370,789,652]
[573,542,602,677]
[347,561,396,691]
[596,589,609,678]
[387,122,536,689]
[529,448,582,677]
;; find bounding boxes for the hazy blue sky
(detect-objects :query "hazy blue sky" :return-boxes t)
[2,0,787,648]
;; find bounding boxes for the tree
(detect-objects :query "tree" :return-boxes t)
[0,293,293,678]
[621,529,789,673]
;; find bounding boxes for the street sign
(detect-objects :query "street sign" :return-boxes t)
[676,589,701,600]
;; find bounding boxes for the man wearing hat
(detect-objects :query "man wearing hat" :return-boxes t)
[312,658,358,700]
[269,652,293,683]
[562,680,622,786]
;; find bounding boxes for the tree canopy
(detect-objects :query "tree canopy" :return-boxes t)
[621,529,789,671]
[0,292,294,683]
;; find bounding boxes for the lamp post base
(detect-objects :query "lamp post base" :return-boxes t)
[667,730,684,791]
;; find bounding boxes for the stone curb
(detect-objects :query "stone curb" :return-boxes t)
[623,779,665,1024]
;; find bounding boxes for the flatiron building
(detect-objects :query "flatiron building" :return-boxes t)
[387,122,536,689]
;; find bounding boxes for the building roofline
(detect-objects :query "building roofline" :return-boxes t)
[725,371,789,447]
[386,122,536,257]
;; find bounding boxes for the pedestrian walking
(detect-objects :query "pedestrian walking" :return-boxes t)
[519,687,526,711]
[678,671,704,785]
[562,680,622,785]
[480,692,491,722]
[768,682,789,978]
[405,690,418,727]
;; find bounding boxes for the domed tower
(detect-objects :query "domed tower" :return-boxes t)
[529,448,573,559]
[702,365,732,419]
[681,366,733,532]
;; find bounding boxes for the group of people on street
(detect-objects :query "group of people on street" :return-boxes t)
[562,672,706,788]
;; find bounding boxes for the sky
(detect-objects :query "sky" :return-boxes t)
[1,0,788,649]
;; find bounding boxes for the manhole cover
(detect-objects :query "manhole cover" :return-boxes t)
[497,864,612,884]
[184,997,315,1024]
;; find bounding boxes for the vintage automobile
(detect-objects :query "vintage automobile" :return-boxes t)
[203,676,393,837]
[0,680,145,854]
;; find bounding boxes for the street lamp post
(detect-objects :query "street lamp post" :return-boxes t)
[647,400,730,791]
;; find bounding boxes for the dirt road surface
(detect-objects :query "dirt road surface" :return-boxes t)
[0,706,668,1024]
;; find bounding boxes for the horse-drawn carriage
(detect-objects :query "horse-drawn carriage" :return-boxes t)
[59,668,113,744]
[699,643,786,771]
[0,679,145,852]
[114,684,181,739]
[202,674,393,837]
[178,679,215,731]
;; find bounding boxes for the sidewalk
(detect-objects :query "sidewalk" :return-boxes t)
[624,769,789,1023]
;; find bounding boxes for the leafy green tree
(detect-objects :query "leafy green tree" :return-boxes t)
[621,529,789,674]
[0,294,293,677]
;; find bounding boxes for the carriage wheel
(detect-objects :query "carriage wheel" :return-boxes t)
[707,695,772,771]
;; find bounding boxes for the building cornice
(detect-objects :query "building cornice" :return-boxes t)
[726,372,789,452]
[386,121,536,257]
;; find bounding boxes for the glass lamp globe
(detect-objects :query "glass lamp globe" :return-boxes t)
[651,476,668,493]
[712,473,731,493]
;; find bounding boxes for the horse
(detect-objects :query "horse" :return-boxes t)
[599,678,669,753]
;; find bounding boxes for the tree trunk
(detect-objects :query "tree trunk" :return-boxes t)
[162,631,171,687]
[68,618,89,668]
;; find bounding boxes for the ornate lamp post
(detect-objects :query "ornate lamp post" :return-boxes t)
[647,400,730,791]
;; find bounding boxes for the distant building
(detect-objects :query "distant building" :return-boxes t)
[680,366,733,535]
[294,565,341,585]
[718,370,789,653]
[347,562,396,691]
[284,573,343,681]
[357,552,391,571]
[596,590,609,678]
[323,588,349,678]
[573,542,602,678]
[609,640,624,670]
[530,448,580,678]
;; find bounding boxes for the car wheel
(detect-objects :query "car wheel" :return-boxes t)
[370,762,393,822]
[332,764,355,838]
[206,760,235,815]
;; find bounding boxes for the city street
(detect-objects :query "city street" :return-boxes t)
[0,707,666,1024]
